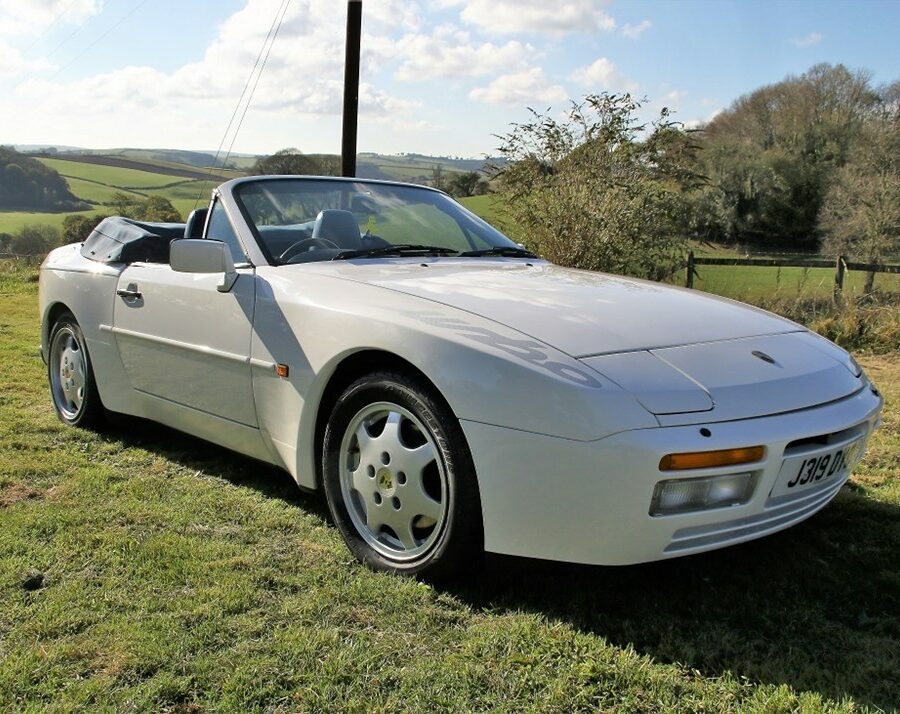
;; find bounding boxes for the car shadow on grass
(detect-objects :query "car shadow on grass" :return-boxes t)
[453,485,900,711]
[105,418,898,710]
[105,415,330,523]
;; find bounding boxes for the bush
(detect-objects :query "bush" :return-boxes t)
[494,93,701,280]
[8,224,61,257]
[62,214,109,245]
[755,292,900,353]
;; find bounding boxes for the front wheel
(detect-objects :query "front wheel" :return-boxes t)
[322,371,482,579]
[48,313,105,429]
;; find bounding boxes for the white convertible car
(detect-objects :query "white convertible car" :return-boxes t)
[40,176,883,578]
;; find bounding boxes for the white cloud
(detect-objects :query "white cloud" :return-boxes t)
[791,31,823,47]
[442,0,615,35]
[12,0,418,119]
[569,57,638,93]
[0,0,102,36]
[622,20,651,39]
[469,67,567,105]
[0,39,54,76]
[393,30,531,82]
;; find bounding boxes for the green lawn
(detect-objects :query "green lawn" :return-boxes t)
[0,264,897,711]
[691,264,900,301]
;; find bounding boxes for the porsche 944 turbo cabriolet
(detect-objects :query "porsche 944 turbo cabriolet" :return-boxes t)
[39,176,883,578]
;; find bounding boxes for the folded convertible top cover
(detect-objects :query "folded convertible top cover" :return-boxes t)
[80,216,185,264]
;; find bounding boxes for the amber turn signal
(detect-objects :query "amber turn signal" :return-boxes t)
[659,445,765,471]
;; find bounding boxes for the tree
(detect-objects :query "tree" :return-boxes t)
[430,164,448,192]
[0,146,84,211]
[446,171,488,197]
[249,149,338,176]
[140,195,181,222]
[820,85,900,292]
[495,93,701,280]
[106,193,180,222]
[695,64,882,251]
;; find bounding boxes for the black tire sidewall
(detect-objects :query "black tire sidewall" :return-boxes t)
[322,372,482,579]
[48,313,104,429]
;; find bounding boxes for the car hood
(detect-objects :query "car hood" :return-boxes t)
[312,259,863,422]
[317,259,800,356]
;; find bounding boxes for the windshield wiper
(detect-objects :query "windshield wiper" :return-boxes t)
[458,246,537,258]
[333,244,459,260]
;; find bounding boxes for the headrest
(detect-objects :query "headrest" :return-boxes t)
[184,208,209,239]
[311,209,362,249]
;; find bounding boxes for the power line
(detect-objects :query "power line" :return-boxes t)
[50,0,150,78]
[221,0,291,171]
[23,0,80,53]
[193,0,292,209]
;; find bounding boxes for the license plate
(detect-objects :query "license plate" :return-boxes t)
[771,438,864,499]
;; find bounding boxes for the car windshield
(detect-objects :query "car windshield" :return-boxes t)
[233,178,520,264]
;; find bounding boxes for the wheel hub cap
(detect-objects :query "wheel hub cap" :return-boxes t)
[50,328,86,420]
[339,402,449,561]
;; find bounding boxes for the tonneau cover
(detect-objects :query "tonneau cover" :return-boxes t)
[80,217,185,264]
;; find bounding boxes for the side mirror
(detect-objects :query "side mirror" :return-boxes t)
[170,239,238,292]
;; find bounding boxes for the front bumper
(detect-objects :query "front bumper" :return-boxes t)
[462,384,883,566]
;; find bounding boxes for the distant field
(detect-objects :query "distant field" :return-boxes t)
[0,209,105,233]
[36,159,189,190]
[0,158,223,230]
[62,177,143,204]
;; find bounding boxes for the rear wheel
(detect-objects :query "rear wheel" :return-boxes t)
[48,313,105,429]
[322,371,482,579]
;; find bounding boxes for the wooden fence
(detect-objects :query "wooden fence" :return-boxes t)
[685,252,900,300]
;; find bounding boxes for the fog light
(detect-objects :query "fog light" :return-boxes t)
[650,472,755,516]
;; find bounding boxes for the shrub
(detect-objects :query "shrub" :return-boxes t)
[494,93,701,281]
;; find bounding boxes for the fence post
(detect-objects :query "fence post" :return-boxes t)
[833,255,845,303]
[686,251,695,288]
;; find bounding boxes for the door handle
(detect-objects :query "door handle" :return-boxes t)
[116,287,142,300]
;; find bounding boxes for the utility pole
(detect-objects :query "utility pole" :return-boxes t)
[341,0,362,177]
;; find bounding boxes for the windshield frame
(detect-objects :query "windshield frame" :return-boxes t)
[226,175,516,266]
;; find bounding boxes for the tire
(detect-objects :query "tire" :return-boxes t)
[322,371,483,580]
[47,312,105,429]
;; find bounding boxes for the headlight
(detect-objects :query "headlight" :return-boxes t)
[650,472,757,516]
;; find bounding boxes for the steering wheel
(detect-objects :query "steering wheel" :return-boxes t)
[279,237,339,262]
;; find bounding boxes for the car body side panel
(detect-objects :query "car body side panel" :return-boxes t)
[250,266,658,488]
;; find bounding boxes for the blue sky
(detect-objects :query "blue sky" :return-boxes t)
[1,0,898,158]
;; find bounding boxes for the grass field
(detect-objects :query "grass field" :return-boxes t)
[0,264,897,712]
[35,159,191,190]
[0,209,107,234]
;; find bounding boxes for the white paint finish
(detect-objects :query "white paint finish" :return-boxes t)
[112,263,258,427]
[650,333,862,422]
[583,351,713,414]
[39,245,136,415]
[307,260,801,357]
[136,389,274,464]
[465,385,882,565]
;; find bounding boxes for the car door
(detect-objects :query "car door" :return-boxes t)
[111,199,258,427]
